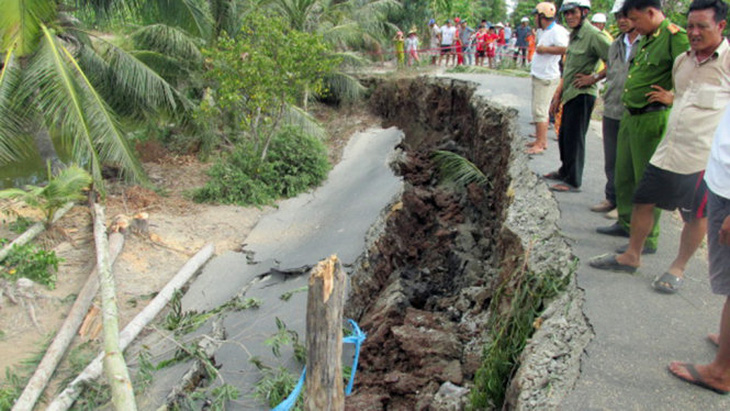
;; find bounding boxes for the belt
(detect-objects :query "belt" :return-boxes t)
[627,102,668,116]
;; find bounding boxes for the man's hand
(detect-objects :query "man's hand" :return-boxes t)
[572,73,595,88]
[645,85,674,105]
[720,215,730,246]
[549,96,561,117]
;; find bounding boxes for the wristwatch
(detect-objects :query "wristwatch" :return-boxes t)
[592,73,600,81]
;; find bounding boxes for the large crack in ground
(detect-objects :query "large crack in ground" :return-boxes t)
[344,76,592,410]
[128,76,592,410]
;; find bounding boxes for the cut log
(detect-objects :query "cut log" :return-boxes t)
[0,202,74,263]
[305,255,346,411]
[11,231,125,411]
[93,203,137,410]
[47,243,215,411]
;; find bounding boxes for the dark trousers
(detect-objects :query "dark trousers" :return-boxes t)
[602,116,620,205]
[557,94,596,188]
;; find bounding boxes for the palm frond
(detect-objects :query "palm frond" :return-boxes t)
[283,104,326,140]
[97,39,182,112]
[0,49,35,163]
[431,150,489,187]
[270,0,320,31]
[21,25,147,188]
[320,21,361,45]
[0,0,56,56]
[142,0,214,40]
[130,24,203,65]
[40,164,92,210]
[323,71,364,103]
[332,50,367,68]
[129,50,192,82]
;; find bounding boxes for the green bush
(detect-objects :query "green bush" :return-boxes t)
[0,240,62,289]
[194,127,330,206]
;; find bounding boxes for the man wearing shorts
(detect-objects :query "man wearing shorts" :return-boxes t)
[439,20,457,66]
[429,19,441,65]
[526,2,568,155]
[590,0,730,295]
[668,96,730,396]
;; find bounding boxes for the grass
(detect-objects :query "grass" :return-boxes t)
[446,64,530,78]
[470,257,575,409]
[0,335,53,409]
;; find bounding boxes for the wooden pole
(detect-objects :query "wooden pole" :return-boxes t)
[305,255,346,411]
[93,203,137,410]
[47,243,215,411]
[12,230,125,411]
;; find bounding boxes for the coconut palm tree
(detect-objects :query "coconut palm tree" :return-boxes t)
[268,0,401,103]
[0,0,182,188]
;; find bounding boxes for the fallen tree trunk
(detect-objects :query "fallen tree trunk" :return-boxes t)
[12,230,125,411]
[47,243,215,411]
[0,201,74,262]
[93,203,137,410]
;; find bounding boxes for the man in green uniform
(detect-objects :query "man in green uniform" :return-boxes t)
[595,0,689,243]
[544,0,610,192]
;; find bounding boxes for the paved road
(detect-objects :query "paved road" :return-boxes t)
[443,72,728,410]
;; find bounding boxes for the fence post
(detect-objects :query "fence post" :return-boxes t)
[305,255,346,410]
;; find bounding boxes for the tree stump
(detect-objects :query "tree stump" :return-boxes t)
[305,255,346,411]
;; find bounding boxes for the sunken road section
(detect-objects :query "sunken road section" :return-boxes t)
[343,76,592,409]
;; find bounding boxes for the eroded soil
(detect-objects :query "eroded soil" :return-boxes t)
[0,103,381,392]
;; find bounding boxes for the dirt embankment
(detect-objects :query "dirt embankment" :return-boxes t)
[344,77,590,410]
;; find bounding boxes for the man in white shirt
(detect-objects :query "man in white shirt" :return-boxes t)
[429,19,441,65]
[439,20,457,66]
[526,2,569,155]
[590,0,730,296]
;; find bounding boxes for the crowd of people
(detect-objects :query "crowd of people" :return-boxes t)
[523,0,730,396]
[393,17,540,68]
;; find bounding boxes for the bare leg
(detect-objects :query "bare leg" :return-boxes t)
[667,217,708,278]
[669,296,730,392]
[616,203,656,267]
[527,122,549,154]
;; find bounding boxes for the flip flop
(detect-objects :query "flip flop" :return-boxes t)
[652,272,684,294]
[588,254,637,273]
[669,363,730,395]
[549,183,580,193]
[526,147,546,155]
[542,171,563,181]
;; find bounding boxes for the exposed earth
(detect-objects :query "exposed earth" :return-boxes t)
[0,103,382,394]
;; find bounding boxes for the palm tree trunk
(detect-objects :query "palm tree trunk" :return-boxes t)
[93,203,137,410]
[33,125,65,175]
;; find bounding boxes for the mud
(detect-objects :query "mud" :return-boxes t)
[344,77,590,410]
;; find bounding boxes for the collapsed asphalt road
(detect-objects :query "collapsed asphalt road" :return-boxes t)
[444,72,728,410]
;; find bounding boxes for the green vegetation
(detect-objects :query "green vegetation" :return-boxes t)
[280,286,308,302]
[194,126,331,206]
[253,366,302,409]
[470,261,574,409]
[0,240,62,289]
[265,318,306,364]
[163,289,261,335]
[0,165,91,227]
[0,337,52,409]
[7,216,34,234]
